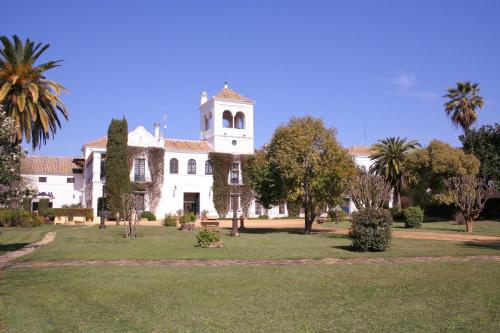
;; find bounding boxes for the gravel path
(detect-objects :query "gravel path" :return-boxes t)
[0,231,56,270]
[4,255,500,269]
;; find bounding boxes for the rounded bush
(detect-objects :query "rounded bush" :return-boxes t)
[140,211,156,221]
[403,207,424,228]
[179,212,197,224]
[348,208,393,252]
[163,214,177,227]
[196,228,221,248]
[389,207,404,222]
[0,209,43,228]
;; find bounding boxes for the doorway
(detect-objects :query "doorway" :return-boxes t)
[183,192,200,216]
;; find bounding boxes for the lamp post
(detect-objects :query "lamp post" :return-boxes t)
[230,158,240,237]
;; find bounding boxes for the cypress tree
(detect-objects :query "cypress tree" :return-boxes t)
[103,118,131,226]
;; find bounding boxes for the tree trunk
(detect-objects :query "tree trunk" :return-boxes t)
[303,200,315,234]
[465,219,473,233]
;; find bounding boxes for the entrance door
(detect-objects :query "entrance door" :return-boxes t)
[183,192,200,216]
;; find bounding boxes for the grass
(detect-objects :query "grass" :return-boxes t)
[0,262,499,332]
[323,219,500,236]
[0,226,60,255]
[16,225,500,262]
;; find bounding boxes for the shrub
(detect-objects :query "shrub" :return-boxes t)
[348,208,392,252]
[0,209,43,227]
[163,214,177,227]
[140,211,157,221]
[179,212,197,224]
[403,206,424,228]
[196,228,221,248]
[47,208,94,221]
[38,199,50,216]
[328,209,348,223]
[389,207,404,222]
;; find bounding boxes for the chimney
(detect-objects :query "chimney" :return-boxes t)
[154,121,161,140]
[200,91,208,105]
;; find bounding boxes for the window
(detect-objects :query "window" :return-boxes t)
[205,113,212,131]
[234,112,245,129]
[279,202,285,215]
[205,160,213,175]
[135,193,145,213]
[134,158,146,181]
[100,154,106,180]
[187,159,197,174]
[170,158,179,174]
[230,195,240,210]
[222,110,233,128]
[230,162,239,184]
[255,201,262,216]
[67,177,75,183]
[38,177,47,183]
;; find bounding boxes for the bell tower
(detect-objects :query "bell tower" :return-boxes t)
[199,82,254,155]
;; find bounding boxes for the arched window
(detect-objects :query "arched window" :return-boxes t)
[234,112,245,129]
[169,158,178,174]
[205,160,213,175]
[187,159,197,174]
[222,110,233,128]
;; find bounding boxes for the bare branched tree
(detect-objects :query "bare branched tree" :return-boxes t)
[121,193,140,238]
[348,171,392,210]
[445,176,496,233]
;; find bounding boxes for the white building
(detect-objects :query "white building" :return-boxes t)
[77,83,287,219]
[20,156,85,209]
[21,83,377,219]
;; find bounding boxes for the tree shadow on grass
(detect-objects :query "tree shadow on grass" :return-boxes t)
[461,241,500,251]
[0,243,29,253]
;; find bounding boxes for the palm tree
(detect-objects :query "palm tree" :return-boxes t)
[0,35,68,149]
[369,137,420,207]
[444,81,484,136]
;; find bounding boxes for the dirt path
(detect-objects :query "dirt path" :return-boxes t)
[4,255,500,269]
[0,231,56,270]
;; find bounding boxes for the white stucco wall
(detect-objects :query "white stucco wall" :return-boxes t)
[23,173,84,208]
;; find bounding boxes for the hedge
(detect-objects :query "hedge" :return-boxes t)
[0,209,43,227]
[47,208,94,221]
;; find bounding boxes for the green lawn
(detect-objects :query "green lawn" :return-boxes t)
[323,219,500,236]
[0,226,60,255]
[0,262,499,332]
[16,225,500,262]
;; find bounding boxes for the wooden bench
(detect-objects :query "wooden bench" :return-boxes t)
[316,216,329,224]
[201,221,220,227]
[73,216,86,225]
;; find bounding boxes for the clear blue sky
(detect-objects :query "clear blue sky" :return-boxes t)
[3,0,499,156]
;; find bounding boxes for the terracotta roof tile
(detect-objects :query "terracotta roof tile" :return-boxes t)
[214,87,254,104]
[21,156,82,175]
[348,145,373,156]
[83,136,107,148]
[164,139,213,152]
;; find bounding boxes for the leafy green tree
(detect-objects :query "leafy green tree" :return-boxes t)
[460,123,500,185]
[242,148,284,209]
[369,137,420,207]
[404,140,480,205]
[103,118,130,228]
[0,106,23,207]
[444,81,484,136]
[0,35,68,149]
[266,116,355,234]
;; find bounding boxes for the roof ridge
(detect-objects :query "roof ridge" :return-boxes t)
[164,138,206,143]
[213,86,254,103]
